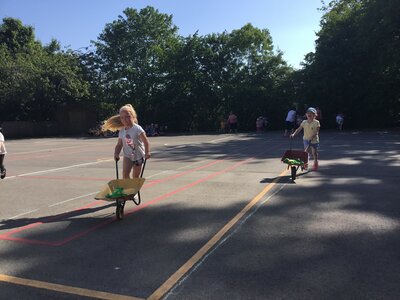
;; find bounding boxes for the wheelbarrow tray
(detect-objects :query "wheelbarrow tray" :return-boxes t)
[281,150,308,165]
[95,178,145,201]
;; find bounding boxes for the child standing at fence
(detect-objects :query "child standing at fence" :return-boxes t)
[102,104,151,178]
[290,107,320,171]
[0,127,7,179]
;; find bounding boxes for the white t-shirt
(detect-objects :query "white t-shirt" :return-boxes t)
[118,124,145,161]
[0,132,6,154]
[336,115,344,124]
[285,110,296,122]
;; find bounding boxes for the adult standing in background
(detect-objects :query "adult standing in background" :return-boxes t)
[284,107,296,136]
[227,112,238,133]
[336,113,344,131]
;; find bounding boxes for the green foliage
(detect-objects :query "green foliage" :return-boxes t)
[0,18,90,122]
[93,7,179,115]
[92,10,293,131]
[0,18,36,54]
[296,0,400,128]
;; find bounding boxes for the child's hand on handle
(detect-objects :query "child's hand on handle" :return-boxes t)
[145,152,151,160]
[114,155,120,161]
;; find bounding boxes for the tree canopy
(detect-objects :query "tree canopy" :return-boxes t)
[1,2,399,131]
[0,18,90,121]
[294,0,400,128]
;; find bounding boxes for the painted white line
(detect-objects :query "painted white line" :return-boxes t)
[146,170,169,179]
[7,145,86,156]
[10,209,39,220]
[48,192,98,207]
[9,159,113,179]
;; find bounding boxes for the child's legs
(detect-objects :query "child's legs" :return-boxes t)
[122,157,133,178]
[310,146,318,162]
[303,140,312,154]
[131,158,145,178]
[132,164,142,178]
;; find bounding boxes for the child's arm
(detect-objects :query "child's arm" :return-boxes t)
[290,126,303,138]
[114,138,123,161]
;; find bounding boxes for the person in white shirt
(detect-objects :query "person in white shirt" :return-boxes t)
[284,108,297,136]
[336,113,344,131]
[0,128,7,179]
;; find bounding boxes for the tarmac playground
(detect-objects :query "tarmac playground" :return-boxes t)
[0,130,399,299]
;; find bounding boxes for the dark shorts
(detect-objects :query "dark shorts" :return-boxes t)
[229,123,237,130]
[285,121,295,130]
[129,157,145,166]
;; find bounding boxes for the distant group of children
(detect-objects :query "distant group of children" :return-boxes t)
[145,123,166,137]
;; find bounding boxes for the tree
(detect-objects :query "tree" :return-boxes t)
[0,18,90,121]
[295,0,400,128]
[93,6,179,122]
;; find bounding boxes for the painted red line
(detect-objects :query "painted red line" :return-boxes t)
[19,176,115,181]
[54,158,253,246]
[16,160,223,183]
[0,201,102,238]
[143,160,223,188]
[127,158,253,213]
[0,159,224,246]
[0,236,58,246]
[51,218,116,246]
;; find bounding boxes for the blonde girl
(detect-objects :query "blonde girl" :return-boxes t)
[103,104,151,178]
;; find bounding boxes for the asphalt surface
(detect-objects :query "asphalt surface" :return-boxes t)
[0,130,399,300]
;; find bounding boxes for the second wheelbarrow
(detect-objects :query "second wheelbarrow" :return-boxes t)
[281,138,308,181]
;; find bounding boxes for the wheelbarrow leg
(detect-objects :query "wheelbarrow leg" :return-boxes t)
[132,191,141,206]
[116,199,125,220]
[290,166,297,181]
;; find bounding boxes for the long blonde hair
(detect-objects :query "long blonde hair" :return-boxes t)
[102,104,138,132]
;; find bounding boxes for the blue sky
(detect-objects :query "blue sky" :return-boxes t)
[0,0,323,68]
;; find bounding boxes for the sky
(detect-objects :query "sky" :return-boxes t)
[0,0,323,68]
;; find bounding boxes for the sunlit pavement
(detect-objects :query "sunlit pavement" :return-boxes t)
[0,130,399,299]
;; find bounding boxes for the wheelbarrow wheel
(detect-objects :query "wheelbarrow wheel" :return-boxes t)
[116,200,125,220]
[291,166,297,181]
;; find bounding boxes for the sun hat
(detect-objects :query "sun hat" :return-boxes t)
[306,107,317,114]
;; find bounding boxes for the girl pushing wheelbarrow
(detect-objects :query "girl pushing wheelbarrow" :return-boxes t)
[96,104,151,220]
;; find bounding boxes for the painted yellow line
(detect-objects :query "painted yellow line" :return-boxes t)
[148,169,288,300]
[0,274,143,300]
